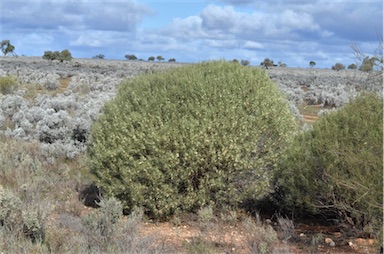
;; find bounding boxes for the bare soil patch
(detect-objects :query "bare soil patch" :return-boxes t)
[138,219,379,254]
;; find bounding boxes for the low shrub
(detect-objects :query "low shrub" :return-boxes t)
[80,199,160,253]
[0,76,18,95]
[88,60,297,219]
[274,93,383,232]
[241,215,277,254]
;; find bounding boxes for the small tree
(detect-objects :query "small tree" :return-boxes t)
[278,61,287,67]
[60,49,72,62]
[42,49,72,62]
[0,40,16,56]
[348,63,357,70]
[148,56,155,61]
[156,55,164,62]
[53,51,61,60]
[93,54,105,59]
[332,63,345,71]
[261,58,274,68]
[309,61,316,68]
[168,58,176,62]
[359,56,377,72]
[240,59,250,66]
[351,40,383,72]
[43,51,55,61]
[125,54,137,61]
[232,59,239,64]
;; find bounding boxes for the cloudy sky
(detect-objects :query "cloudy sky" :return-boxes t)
[1,0,382,68]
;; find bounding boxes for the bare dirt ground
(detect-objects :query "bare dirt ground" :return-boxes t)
[138,219,379,254]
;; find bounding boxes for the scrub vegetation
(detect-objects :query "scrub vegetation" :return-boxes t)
[0,56,382,253]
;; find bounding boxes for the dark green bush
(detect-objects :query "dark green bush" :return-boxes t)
[88,61,296,219]
[275,93,383,231]
[0,76,18,95]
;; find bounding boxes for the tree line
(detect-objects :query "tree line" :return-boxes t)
[1,39,382,72]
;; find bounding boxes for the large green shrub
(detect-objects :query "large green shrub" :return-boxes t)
[275,93,383,230]
[88,61,296,219]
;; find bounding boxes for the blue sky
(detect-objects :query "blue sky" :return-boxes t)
[1,0,382,68]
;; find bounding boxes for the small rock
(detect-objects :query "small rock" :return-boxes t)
[325,237,335,247]
[299,233,305,237]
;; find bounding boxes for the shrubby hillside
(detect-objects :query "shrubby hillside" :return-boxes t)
[0,57,185,158]
[0,57,381,161]
[0,56,382,253]
[269,67,382,108]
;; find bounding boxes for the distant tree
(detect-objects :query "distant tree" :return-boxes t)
[156,55,164,62]
[351,40,383,72]
[168,58,176,62]
[93,54,105,59]
[53,51,61,60]
[60,49,72,62]
[359,56,377,72]
[148,56,155,61]
[332,63,345,71]
[309,61,316,68]
[125,54,137,61]
[278,61,287,67]
[347,63,357,70]
[232,59,239,64]
[261,58,274,68]
[0,40,16,56]
[240,59,250,66]
[42,49,72,62]
[43,51,54,61]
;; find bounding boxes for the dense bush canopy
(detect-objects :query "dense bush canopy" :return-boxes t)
[274,93,383,231]
[88,61,296,219]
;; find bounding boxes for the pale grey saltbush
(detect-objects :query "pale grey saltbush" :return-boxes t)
[14,70,46,85]
[5,127,26,140]
[11,111,34,135]
[317,108,337,117]
[0,95,28,117]
[41,142,85,160]
[288,103,303,121]
[0,112,5,128]
[269,68,382,109]
[281,87,304,106]
[37,94,80,112]
[26,106,45,123]
[36,110,73,144]
[68,74,122,93]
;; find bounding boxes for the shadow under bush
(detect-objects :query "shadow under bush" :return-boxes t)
[88,60,297,219]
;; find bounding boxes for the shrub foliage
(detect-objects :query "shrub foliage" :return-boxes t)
[88,61,296,219]
[275,93,383,229]
[0,76,18,95]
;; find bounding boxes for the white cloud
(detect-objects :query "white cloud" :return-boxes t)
[280,10,319,31]
[207,39,238,48]
[243,41,264,49]
[1,0,152,32]
[200,5,238,30]
[162,16,208,40]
